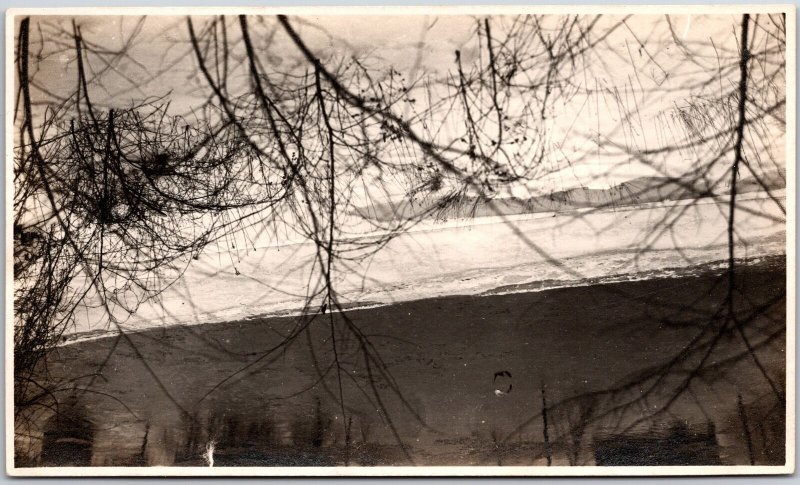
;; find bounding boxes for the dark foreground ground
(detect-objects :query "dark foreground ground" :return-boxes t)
[15,256,786,467]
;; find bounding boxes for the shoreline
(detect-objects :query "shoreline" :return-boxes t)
[178,189,788,256]
[59,253,787,347]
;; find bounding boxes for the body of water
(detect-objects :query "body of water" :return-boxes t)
[69,191,785,340]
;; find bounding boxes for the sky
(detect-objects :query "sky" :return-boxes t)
[18,12,786,192]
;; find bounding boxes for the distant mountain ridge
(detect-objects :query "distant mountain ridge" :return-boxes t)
[356,169,786,222]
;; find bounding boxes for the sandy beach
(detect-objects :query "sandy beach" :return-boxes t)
[16,254,786,467]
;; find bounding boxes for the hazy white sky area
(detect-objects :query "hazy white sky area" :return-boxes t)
[22,13,785,192]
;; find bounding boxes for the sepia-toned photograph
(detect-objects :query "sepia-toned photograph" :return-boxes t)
[6,5,794,476]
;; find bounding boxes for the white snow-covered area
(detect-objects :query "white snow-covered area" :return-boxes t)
[67,190,786,341]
